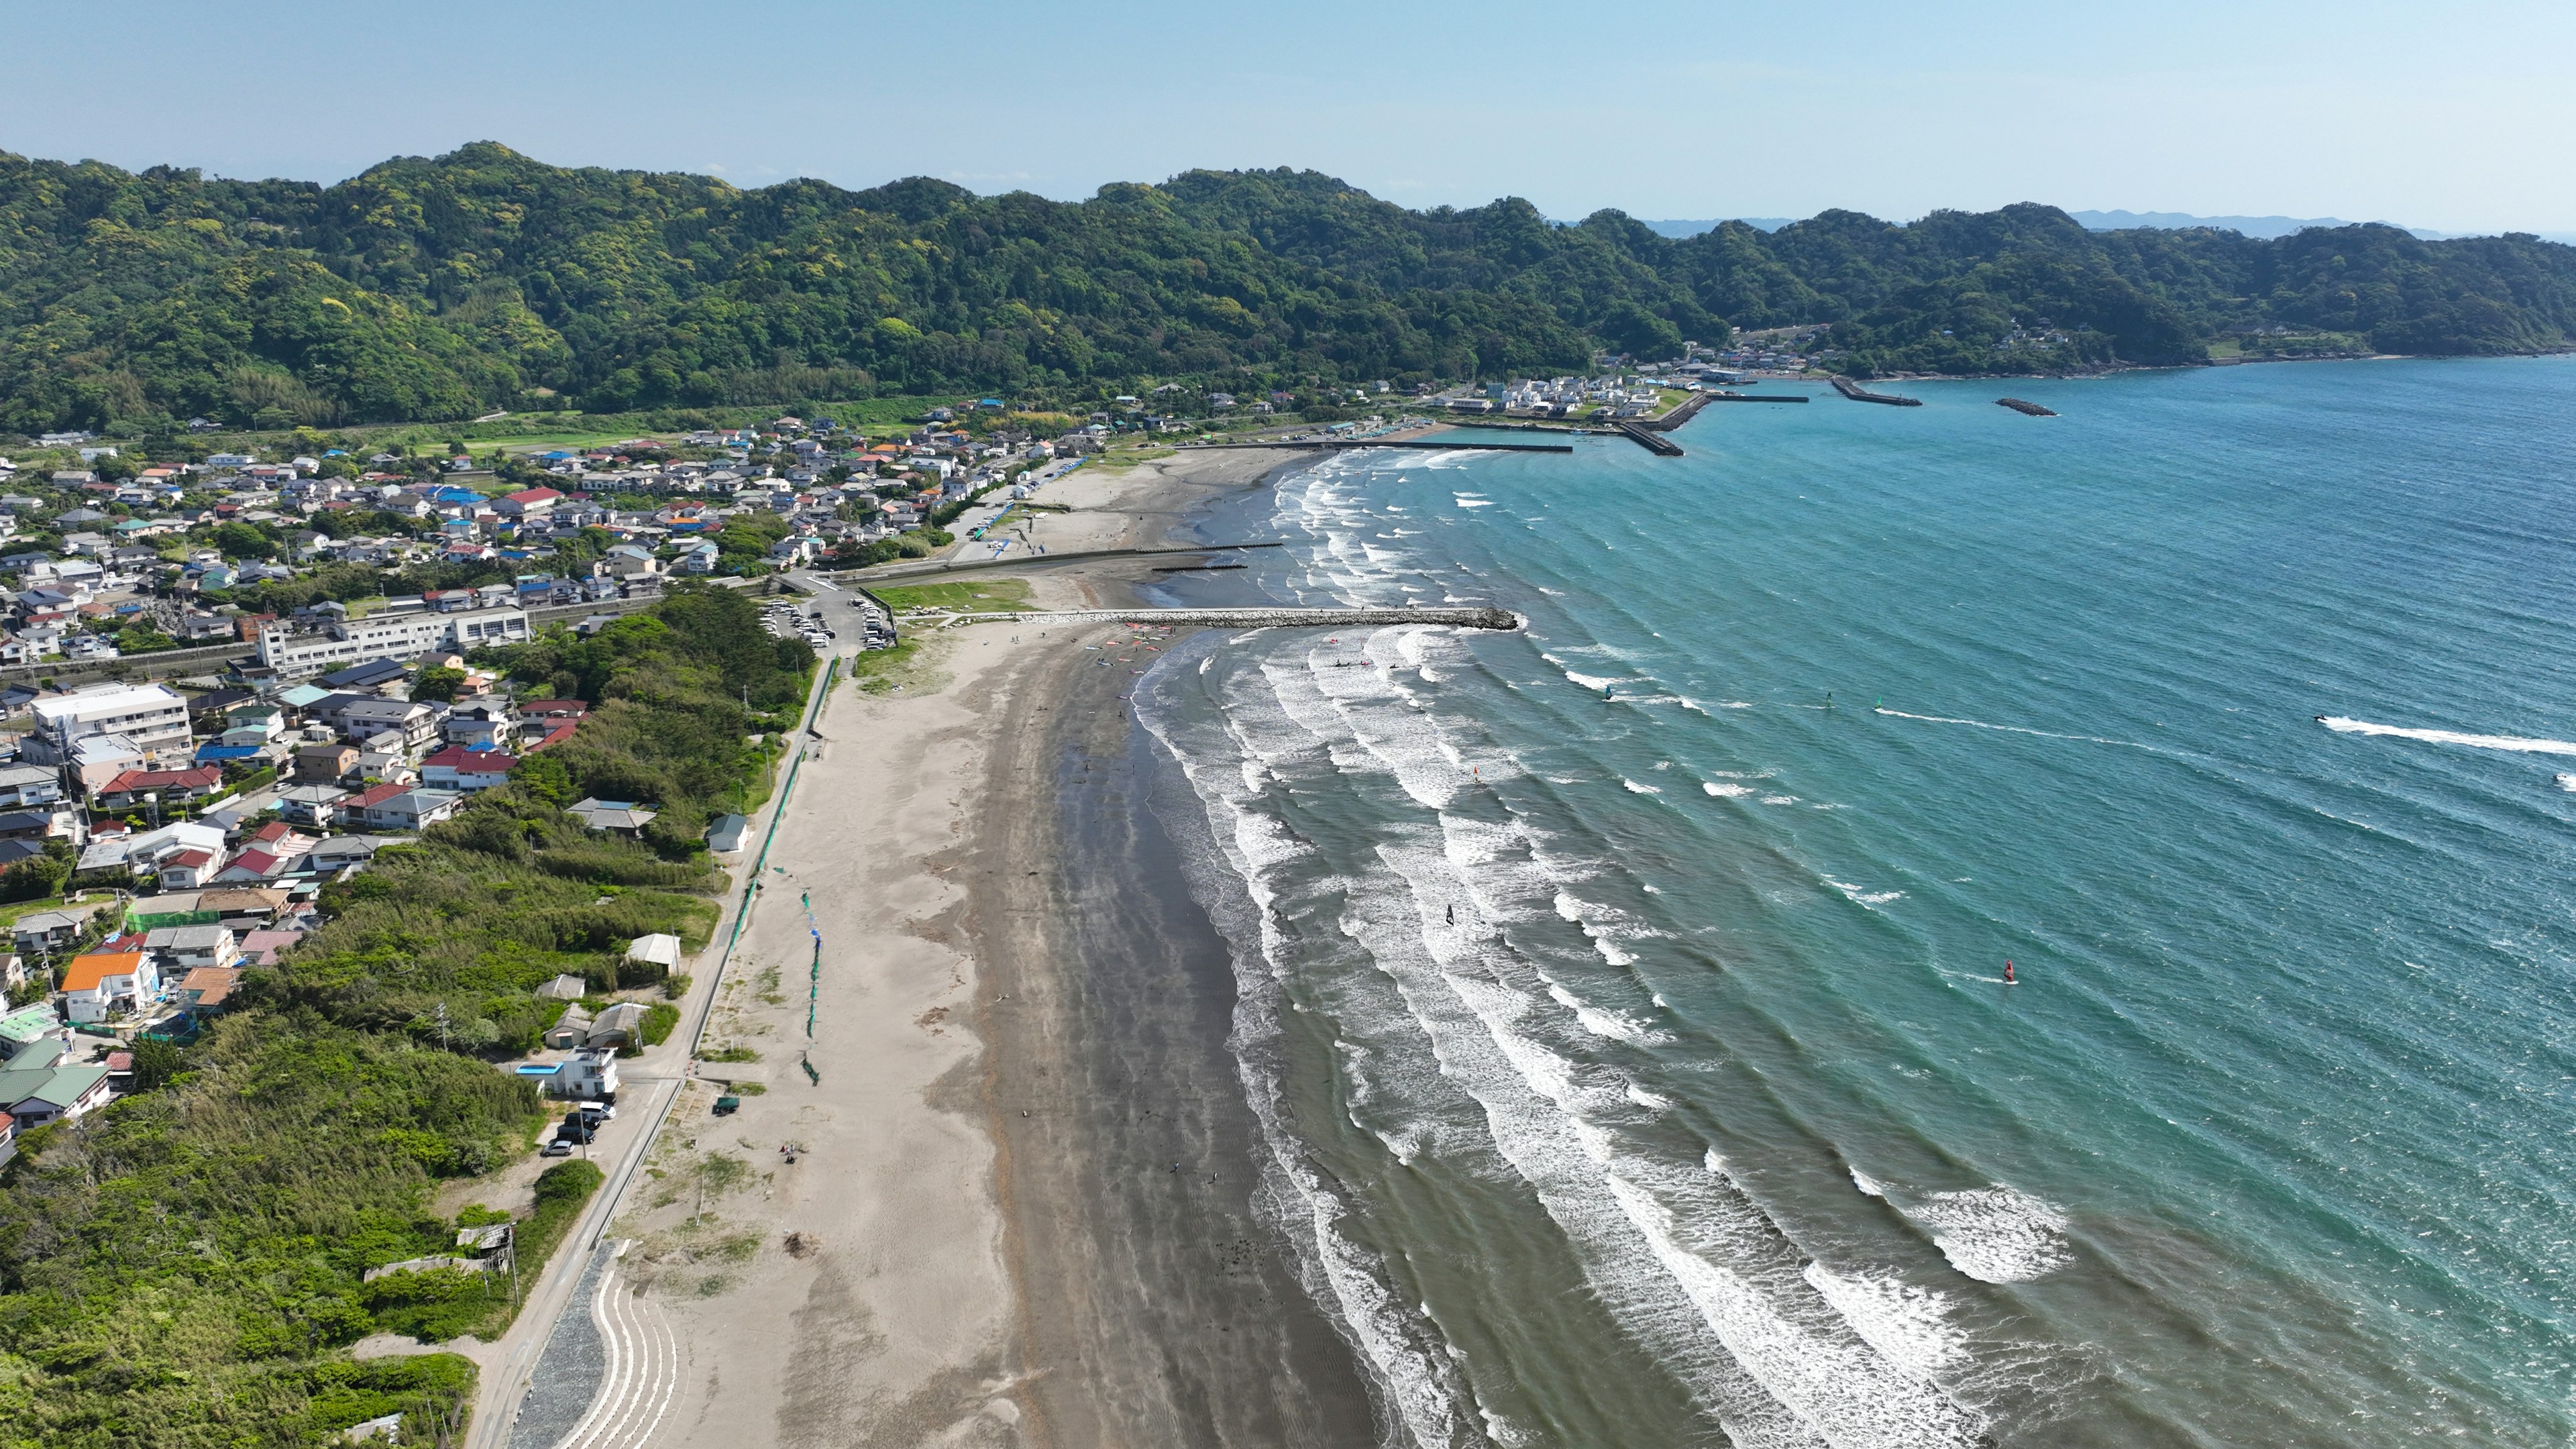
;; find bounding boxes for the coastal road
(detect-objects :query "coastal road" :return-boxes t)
[465,654,843,1449]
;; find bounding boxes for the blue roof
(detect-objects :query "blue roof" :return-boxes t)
[195,745,261,763]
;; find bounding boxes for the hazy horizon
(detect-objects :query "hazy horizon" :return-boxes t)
[1,1,2569,235]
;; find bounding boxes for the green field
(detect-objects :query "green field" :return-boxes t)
[869,580,1034,612]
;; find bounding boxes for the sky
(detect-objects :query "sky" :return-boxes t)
[5,0,2573,234]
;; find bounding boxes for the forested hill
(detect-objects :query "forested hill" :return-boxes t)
[4,142,2573,432]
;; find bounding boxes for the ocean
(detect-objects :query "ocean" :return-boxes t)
[1132,356,2576,1448]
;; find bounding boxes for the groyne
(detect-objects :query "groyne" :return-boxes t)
[1996,397,2059,416]
[1615,422,1685,456]
[1831,377,1924,407]
[1702,391,1807,403]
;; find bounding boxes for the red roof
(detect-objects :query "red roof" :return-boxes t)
[502,487,564,505]
[425,746,517,773]
[346,782,408,809]
[220,849,282,877]
[523,722,578,753]
[165,849,215,869]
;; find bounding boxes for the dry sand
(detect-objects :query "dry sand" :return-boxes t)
[602,446,1377,1448]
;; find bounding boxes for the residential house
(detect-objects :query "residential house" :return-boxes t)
[626,933,682,977]
[514,1046,619,1101]
[8,911,79,957]
[492,486,564,519]
[273,784,349,827]
[234,932,299,967]
[422,747,515,793]
[0,1003,64,1063]
[337,698,439,752]
[586,1002,649,1049]
[307,834,402,871]
[706,813,750,854]
[543,1003,594,1049]
[342,784,464,832]
[58,951,158,1023]
[0,763,64,810]
[0,1063,110,1126]
[319,657,409,692]
[92,765,224,812]
[293,743,359,784]
[0,806,82,847]
[142,925,239,971]
[567,798,658,837]
[157,849,219,890]
[171,965,243,1015]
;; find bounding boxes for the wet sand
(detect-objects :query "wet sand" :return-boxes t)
[972,616,1382,1448]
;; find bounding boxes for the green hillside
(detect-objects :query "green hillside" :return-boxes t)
[4,142,2573,433]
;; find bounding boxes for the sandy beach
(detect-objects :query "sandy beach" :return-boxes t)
[590,446,1379,1448]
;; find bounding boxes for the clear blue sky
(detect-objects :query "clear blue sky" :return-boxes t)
[5,0,2570,233]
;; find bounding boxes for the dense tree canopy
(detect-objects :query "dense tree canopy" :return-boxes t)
[3,144,2572,431]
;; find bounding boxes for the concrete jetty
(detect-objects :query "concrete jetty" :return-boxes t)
[1831,377,1923,407]
[931,605,1520,631]
[1615,421,1685,456]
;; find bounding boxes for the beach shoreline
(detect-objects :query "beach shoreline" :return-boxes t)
[594,444,1377,1448]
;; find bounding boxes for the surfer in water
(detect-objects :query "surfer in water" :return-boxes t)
[2004,960,2017,985]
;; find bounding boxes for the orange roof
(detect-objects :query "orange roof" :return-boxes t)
[62,952,144,992]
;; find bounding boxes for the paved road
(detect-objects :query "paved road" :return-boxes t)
[464,653,843,1449]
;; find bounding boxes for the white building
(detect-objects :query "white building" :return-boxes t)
[256,607,532,678]
[25,683,191,765]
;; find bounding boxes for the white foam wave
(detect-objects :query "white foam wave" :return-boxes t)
[1911,1187,2075,1284]
[1565,670,1623,691]
[1705,782,1754,798]
[1827,880,1905,907]
[1455,498,1496,508]
[1623,779,1663,795]
[2319,716,2576,757]
[1802,1265,1970,1384]
[1851,1169,1888,1199]
[1874,707,2160,753]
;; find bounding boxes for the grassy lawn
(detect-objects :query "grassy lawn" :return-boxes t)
[869,580,1034,613]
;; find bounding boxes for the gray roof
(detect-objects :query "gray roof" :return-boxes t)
[144,924,235,951]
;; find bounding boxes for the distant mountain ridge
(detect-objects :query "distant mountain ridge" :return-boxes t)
[1650,209,2576,245]
[2069,209,2442,240]
[3,144,2575,431]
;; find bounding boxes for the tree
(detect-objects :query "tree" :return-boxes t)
[210,521,274,561]
[511,752,573,806]
[412,666,468,703]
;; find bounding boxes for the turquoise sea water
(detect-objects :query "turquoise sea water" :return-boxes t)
[1136,356,2576,1448]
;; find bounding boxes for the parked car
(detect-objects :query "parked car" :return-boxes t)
[540,1138,574,1157]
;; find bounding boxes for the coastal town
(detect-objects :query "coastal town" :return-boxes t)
[0,355,1756,1150]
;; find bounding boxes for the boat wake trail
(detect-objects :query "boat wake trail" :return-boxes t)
[2318,716,2576,758]
[1872,708,2158,753]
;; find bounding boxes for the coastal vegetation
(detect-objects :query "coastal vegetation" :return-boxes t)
[5,144,2575,437]
[0,584,812,1446]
